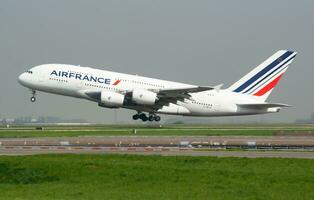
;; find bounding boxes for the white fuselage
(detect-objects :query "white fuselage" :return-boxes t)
[18,64,279,117]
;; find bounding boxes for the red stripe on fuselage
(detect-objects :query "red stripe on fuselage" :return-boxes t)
[254,73,285,96]
[113,79,121,86]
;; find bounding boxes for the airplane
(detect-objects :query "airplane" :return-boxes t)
[18,50,297,122]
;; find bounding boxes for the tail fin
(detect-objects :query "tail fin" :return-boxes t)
[228,50,297,101]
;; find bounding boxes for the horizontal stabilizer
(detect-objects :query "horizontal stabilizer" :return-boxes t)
[237,103,291,109]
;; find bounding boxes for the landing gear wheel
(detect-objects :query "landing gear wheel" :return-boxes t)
[30,96,36,102]
[142,116,148,122]
[139,113,148,122]
[30,90,36,102]
[148,115,154,121]
[155,116,161,122]
[132,114,140,120]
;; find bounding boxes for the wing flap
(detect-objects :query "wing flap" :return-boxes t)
[152,86,215,110]
[158,86,214,96]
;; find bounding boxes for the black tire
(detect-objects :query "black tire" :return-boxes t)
[30,97,36,102]
[155,116,161,121]
[132,114,139,120]
[139,113,148,122]
[148,116,154,121]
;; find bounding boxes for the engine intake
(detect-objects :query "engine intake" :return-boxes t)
[132,89,157,105]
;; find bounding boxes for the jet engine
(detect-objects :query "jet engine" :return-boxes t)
[99,91,125,108]
[132,89,157,105]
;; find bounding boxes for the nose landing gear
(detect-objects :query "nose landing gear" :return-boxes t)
[132,112,161,122]
[30,96,36,102]
[30,90,36,102]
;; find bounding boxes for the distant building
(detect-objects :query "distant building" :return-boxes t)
[0,116,89,124]
[4,118,15,124]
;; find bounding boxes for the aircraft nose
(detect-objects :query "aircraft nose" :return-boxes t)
[18,73,27,86]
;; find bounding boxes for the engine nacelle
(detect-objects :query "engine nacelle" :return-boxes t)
[100,91,125,108]
[132,89,157,105]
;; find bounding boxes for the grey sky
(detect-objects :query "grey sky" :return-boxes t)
[0,0,313,123]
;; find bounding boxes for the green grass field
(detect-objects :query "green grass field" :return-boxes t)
[0,154,313,200]
[0,129,276,138]
[0,124,314,138]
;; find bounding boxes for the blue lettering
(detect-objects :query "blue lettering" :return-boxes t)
[75,74,82,80]
[90,76,97,82]
[98,78,104,83]
[62,72,68,78]
[82,75,89,81]
[50,70,112,85]
[51,70,58,76]
[104,79,111,84]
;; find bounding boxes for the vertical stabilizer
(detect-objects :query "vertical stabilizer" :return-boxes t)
[228,50,297,101]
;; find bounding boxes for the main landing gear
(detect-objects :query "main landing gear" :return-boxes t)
[30,90,36,102]
[132,112,161,122]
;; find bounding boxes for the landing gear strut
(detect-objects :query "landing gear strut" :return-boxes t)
[132,112,161,122]
[30,90,36,102]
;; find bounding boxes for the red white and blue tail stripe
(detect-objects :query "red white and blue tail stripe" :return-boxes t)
[228,50,297,101]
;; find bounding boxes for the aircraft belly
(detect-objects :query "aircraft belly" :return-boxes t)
[157,104,190,115]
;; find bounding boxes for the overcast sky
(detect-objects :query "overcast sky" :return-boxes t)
[0,0,313,123]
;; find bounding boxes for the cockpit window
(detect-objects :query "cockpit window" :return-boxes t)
[26,70,33,74]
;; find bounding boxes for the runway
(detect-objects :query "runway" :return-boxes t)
[2,146,314,159]
[1,135,314,147]
[1,135,314,158]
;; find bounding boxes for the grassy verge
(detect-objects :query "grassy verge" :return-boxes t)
[1,127,314,138]
[0,154,313,200]
[0,129,289,138]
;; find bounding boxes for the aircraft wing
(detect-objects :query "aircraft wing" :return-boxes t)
[157,86,215,98]
[237,103,291,109]
[81,85,218,111]
[151,85,217,110]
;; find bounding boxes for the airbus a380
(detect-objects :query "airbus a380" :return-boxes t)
[18,50,297,122]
